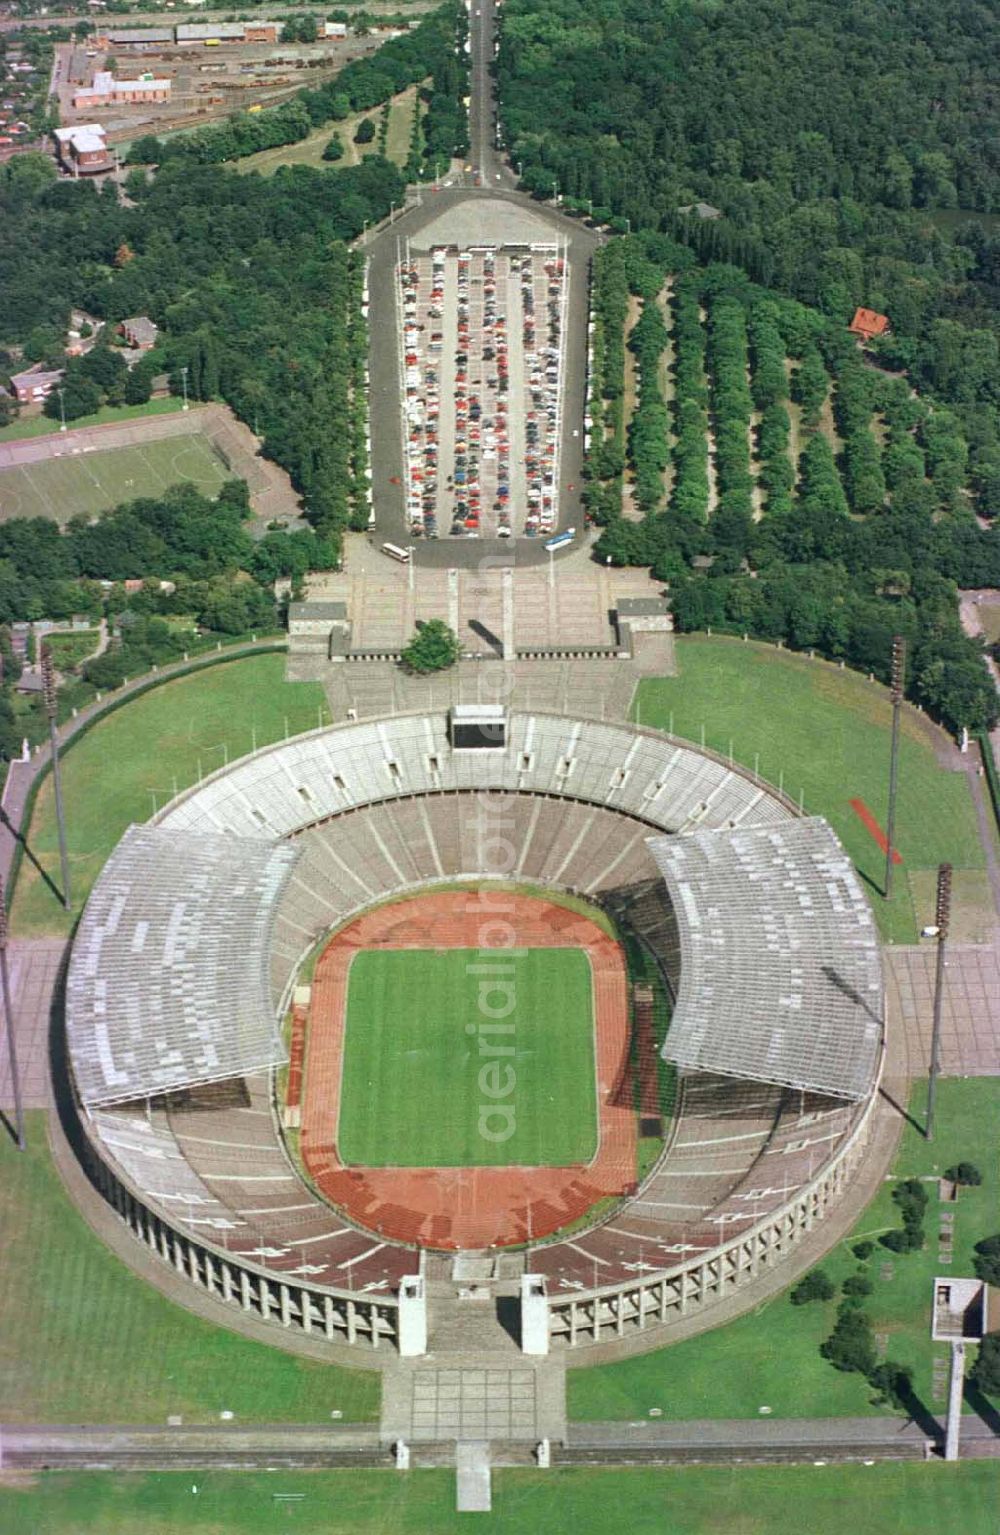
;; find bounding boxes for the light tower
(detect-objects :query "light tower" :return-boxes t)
[884,635,906,899]
[40,643,71,911]
[0,874,25,1151]
[926,861,952,1142]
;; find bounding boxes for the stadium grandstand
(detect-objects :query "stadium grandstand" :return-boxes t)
[64,710,884,1356]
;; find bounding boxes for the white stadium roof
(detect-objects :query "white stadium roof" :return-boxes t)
[648,819,883,1101]
[66,825,299,1107]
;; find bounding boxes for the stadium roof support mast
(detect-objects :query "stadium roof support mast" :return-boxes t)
[40,643,71,911]
[0,875,25,1151]
[884,635,906,899]
[926,862,952,1142]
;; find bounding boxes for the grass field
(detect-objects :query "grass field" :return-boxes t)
[11,654,328,938]
[235,84,421,176]
[2,1464,998,1535]
[0,395,185,444]
[0,1114,378,1424]
[0,434,228,525]
[337,947,597,1166]
[568,1076,1000,1422]
[635,636,988,943]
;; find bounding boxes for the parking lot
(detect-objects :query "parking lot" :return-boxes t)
[396,241,568,541]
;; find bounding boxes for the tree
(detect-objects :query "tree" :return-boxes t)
[322,134,345,164]
[43,376,100,422]
[354,117,377,146]
[973,1235,1000,1287]
[401,619,460,674]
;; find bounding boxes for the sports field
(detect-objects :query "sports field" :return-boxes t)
[0,433,229,524]
[337,947,597,1167]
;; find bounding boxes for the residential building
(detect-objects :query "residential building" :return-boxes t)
[9,365,64,404]
[53,123,113,176]
[119,316,159,350]
[848,307,891,343]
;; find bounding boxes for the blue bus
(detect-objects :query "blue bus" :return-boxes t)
[544,528,575,552]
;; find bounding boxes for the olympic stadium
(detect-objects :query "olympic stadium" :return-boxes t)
[62,705,885,1361]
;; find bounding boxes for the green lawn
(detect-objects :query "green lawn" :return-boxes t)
[338,947,597,1166]
[2,1465,998,1535]
[635,636,987,942]
[0,433,228,525]
[0,1114,378,1424]
[568,1077,1000,1422]
[11,653,328,938]
[0,395,186,444]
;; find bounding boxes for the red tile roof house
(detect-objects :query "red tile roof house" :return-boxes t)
[848,307,891,343]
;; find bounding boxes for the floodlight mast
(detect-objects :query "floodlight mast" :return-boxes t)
[926,862,952,1141]
[0,876,25,1151]
[40,644,71,911]
[884,635,906,900]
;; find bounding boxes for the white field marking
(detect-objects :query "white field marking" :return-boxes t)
[337,1244,386,1269]
[173,1135,287,1151]
[239,1202,319,1215]
[674,1129,773,1148]
[564,1242,610,1266]
[283,1229,354,1247]
[206,1172,300,1182]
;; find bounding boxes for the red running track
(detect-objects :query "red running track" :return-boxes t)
[300,891,636,1250]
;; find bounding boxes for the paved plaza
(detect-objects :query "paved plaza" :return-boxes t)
[887,942,1000,1077]
[0,937,69,1110]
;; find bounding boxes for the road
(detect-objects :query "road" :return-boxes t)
[362,0,601,568]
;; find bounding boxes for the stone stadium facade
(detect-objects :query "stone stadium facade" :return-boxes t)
[64,710,885,1358]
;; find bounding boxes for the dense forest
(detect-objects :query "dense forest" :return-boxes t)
[498,0,1000,734]
[498,0,1000,513]
[583,235,1000,735]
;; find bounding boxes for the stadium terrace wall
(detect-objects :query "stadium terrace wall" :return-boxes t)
[549,1043,883,1349]
[64,711,885,1358]
[75,1106,401,1350]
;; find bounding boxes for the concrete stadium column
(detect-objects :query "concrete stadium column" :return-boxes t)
[448,568,460,637]
[502,568,514,661]
[521,1274,549,1355]
[398,1275,428,1357]
[945,1342,966,1461]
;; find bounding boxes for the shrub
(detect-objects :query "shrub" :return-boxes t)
[944,1162,982,1186]
[790,1269,836,1305]
[970,1333,1000,1398]
[869,1361,915,1410]
[820,1301,878,1376]
[973,1234,1000,1287]
[842,1272,874,1299]
[852,1240,875,1261]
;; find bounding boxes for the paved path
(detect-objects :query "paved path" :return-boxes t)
[0,938,70,1109]
[4,1412,997,1466]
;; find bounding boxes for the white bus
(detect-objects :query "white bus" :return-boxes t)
[382,542,412,563]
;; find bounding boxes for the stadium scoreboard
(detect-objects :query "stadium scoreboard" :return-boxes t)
[450,704,507,751]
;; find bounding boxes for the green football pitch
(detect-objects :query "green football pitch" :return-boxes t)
[337,947,597,1167]
[0,434,229,525]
